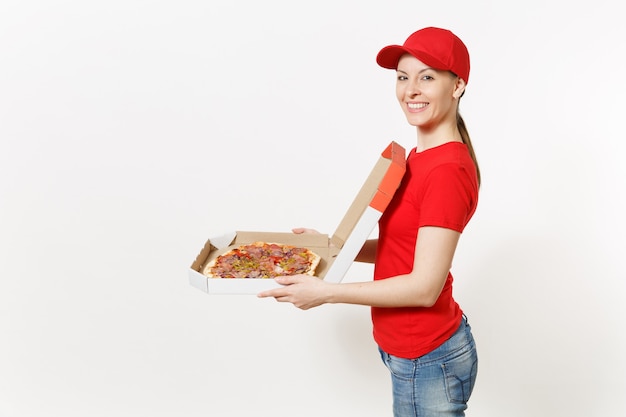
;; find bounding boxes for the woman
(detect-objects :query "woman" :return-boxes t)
[259,27,480,417]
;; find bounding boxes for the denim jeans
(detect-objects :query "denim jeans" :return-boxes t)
[378,316,478,417]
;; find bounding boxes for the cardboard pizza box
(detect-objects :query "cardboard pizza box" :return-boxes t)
[189,141,406,295]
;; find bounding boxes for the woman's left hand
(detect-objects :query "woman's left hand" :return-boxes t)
[257,275,332,310]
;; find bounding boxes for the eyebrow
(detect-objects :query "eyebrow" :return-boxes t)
[396,67,436,75]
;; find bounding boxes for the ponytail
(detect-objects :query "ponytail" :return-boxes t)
[457,112,481,187]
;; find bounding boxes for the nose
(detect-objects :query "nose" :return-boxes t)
[405,79,421,97]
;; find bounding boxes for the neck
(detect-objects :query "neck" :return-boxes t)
[415,124,462,152]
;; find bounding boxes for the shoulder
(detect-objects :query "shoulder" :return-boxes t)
[418,143,476,181]
[423,146,479,199]
[410,142,472,165]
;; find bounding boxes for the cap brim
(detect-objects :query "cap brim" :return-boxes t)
[376,45,407,69]
[376,45,449,72]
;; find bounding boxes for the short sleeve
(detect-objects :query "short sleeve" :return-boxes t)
[418,163,478,232]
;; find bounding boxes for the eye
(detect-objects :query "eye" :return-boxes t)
[421,74,434,81]
[397,74,408,81]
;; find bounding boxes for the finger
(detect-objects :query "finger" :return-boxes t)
[257,288,287,298]
[291,228,320,235]
[257,277,300,297]
[274,275,307,286]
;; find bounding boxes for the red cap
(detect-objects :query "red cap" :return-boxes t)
[376,27,470,84]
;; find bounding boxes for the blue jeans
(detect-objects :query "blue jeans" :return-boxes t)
[378,316,478,417]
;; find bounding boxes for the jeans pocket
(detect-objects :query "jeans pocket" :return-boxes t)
[441,346,478,404]
[380,350,414,380]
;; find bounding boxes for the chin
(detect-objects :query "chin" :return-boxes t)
[404,117,424,127]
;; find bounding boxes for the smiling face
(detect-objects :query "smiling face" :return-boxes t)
[395,54,466,134]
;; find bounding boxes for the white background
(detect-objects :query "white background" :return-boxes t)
[1,1,624,416]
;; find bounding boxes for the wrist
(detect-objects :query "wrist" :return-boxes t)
[325,282,339,304]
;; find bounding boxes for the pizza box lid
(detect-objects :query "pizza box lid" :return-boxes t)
[189,141,406,294]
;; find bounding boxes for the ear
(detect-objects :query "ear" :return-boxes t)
[452,77,467,99]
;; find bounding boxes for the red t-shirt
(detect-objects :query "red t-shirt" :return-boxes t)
[372,142,479,359]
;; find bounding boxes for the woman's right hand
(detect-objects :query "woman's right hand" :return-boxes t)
[292,227,321,235]
[292,227,375,261]
[292,227,338,249]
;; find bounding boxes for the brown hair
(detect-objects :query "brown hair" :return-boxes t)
[457,112,481,187]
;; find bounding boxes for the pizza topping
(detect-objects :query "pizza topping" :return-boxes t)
[204,242,320,278]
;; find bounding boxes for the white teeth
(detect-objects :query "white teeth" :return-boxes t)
[408,103,427,109]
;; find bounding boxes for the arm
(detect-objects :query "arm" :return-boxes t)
[258,226,460,310]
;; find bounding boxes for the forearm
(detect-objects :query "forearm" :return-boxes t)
[325,273,444,308]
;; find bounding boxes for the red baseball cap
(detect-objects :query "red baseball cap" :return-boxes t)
[376,27,470,84]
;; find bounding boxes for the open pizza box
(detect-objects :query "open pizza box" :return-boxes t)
[189,141,407,295]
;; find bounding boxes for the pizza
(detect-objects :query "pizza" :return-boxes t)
[203,241,321,278]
